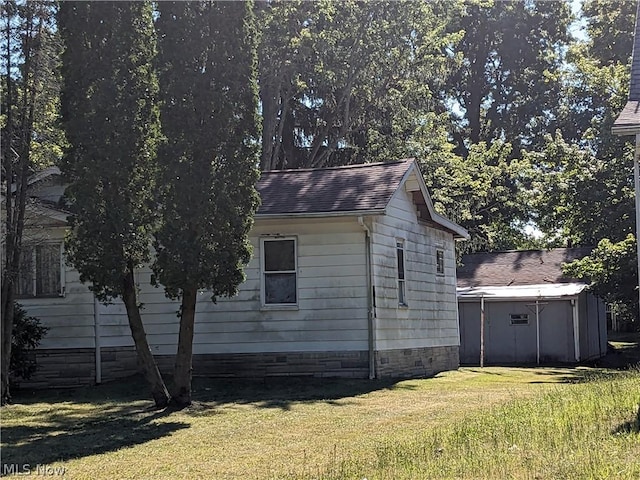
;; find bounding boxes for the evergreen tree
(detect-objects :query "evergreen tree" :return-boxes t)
[155,1,260,407]
[58,1,169,407]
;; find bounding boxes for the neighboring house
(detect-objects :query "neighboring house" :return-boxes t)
[14,159,468,387]
[457,249,607,366]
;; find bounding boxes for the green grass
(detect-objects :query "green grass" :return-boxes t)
[330,369,640,480]
[1,367,639,479]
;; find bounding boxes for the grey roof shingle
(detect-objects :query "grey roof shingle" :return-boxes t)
[613,1,640,132]
[256,159,412,215]
[456,248,593,288]
[613,100,640,131]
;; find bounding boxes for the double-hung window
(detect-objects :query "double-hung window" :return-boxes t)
[261,237,297,306]
[16,243,63,297]
[396,240,407,306]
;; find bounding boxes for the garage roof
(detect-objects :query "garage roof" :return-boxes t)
[457,283,588,301]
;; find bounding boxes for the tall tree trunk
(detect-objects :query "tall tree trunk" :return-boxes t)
[171,286,197,408]
[1,288,15,405]
[122,266,170,408]
[1,6,16,405]
[1,7,37,405]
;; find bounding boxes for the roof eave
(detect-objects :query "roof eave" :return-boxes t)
[457,294,581,302]
[255,209,384,220]
[25,201,69,223]
[401,162,470,240]
[432,213,470,240]
[612,124,640,136]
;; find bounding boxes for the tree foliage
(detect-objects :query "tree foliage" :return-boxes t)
[155,0,260,406]
[532,0,635,248]
[1,0,62,405]
[10,302,48,383]
[527,132,634,246]
[421,140,535,254]
[59,1,161,298]
[440,0,571,155]
[563,235,638,324]
[258,0,461,170]
[58,1,169,407]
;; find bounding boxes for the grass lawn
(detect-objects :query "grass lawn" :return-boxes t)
[1,366,639,479]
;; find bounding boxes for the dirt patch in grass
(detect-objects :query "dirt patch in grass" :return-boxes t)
[598,331,640,368]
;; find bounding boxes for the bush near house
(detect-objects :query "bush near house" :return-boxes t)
[10,303,48,384]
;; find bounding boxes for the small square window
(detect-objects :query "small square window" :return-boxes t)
[510,313,529,325]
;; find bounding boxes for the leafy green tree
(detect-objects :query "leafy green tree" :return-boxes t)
[58,1,169,407]
[257,0,461,170]
[155,1,260,407]
[422,140,536,254]
[528,132,634,246]
[563,235,638,324]
[439,0,572,155]
[533,0,635,247]
[1,0,63,405]
[581,0,636,67]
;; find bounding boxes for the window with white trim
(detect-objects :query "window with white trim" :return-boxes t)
[396,240,407,306]
[436,249,445,275]
[510,313,529,325]
[261,237,297,305]
[16,243,64,297]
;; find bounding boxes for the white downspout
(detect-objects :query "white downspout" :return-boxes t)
[480,295,485,368]
[358,216,376,379]
[634,134,640,314]
[571,298,580,362]
[535,297,541,366]
[94,295,102,384]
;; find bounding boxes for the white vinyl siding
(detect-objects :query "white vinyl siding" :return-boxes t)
[23,181,459,361]
[15,227,95,349]
[27,218,370,355]
[369,172,459,351]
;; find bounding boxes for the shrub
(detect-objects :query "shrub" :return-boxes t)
[10,303,48,382]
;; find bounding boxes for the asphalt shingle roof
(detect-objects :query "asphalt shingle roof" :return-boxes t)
[614,100,640,130]
[456,248,594,288]
[256,159,412,215]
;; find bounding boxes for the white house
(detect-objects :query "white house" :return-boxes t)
[14,159,468,387]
